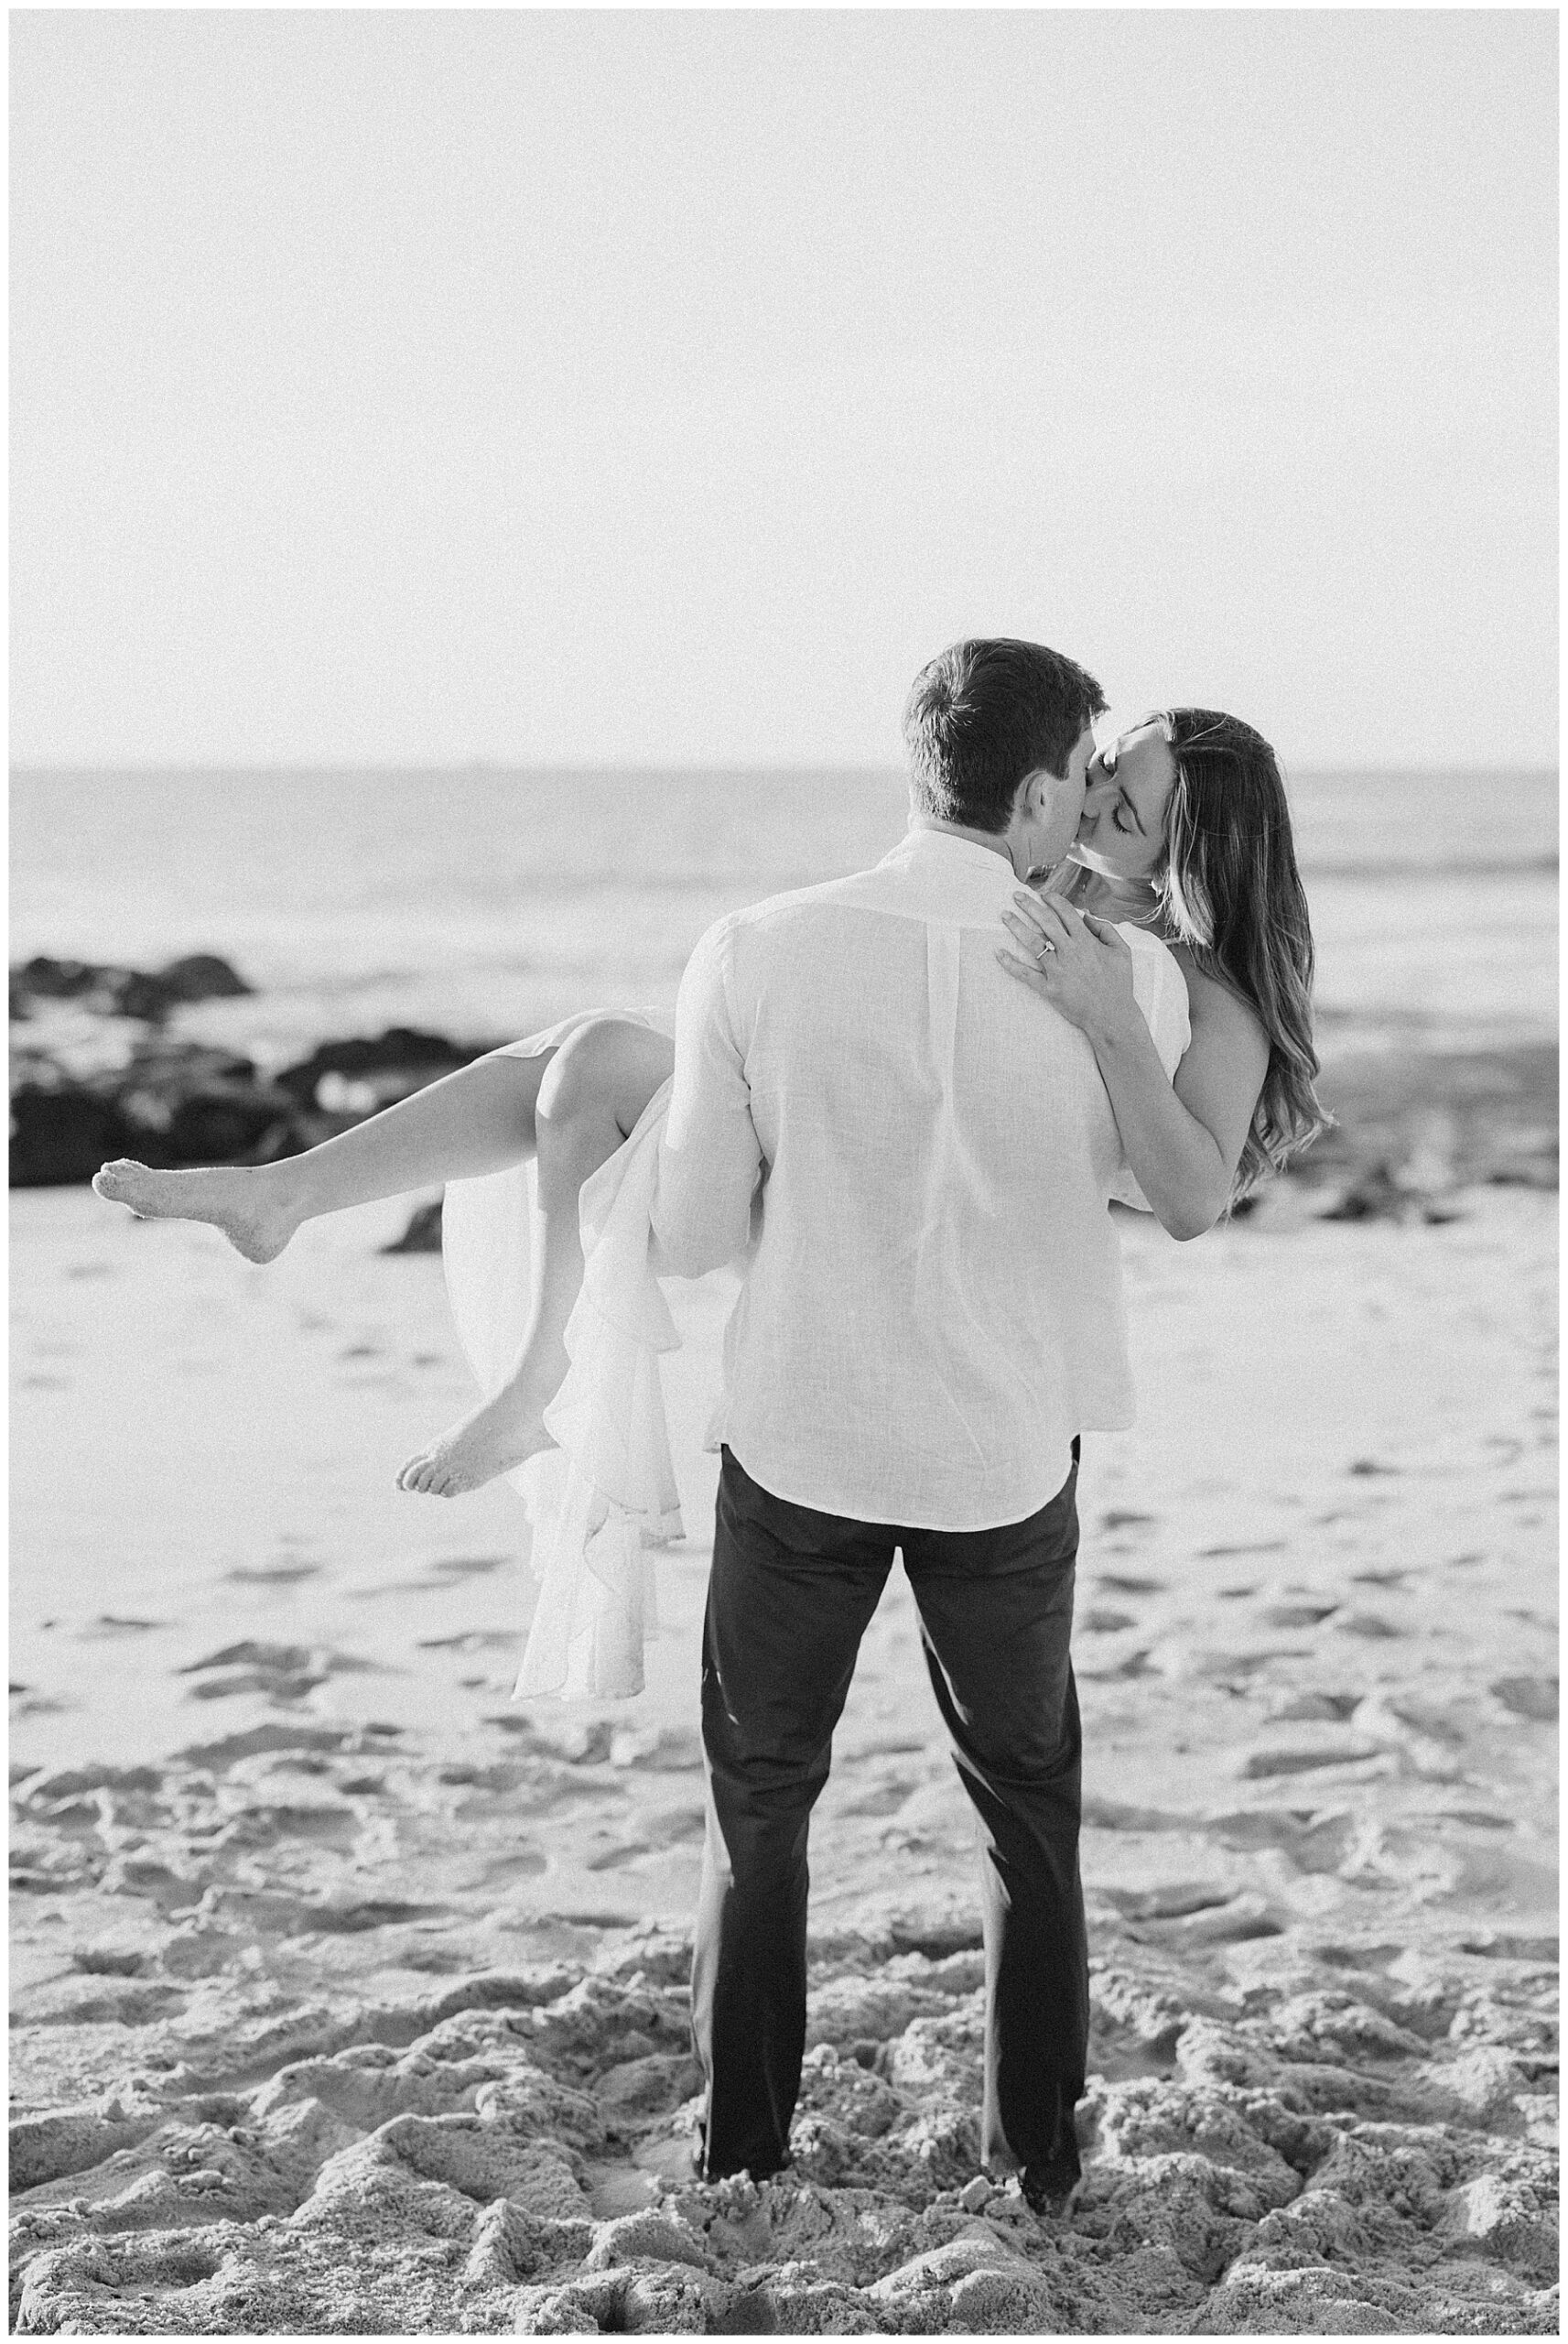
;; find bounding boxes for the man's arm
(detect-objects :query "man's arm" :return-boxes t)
[651,915,764,1276]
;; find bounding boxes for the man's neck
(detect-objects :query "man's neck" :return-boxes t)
[908,813,1022,872]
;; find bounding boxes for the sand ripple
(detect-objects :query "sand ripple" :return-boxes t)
[10,1187,1558,2330]
[9,1801,1559,2336]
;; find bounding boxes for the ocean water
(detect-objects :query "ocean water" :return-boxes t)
[10,766,1558,1059]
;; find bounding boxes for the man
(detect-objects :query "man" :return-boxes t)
[652,637,1170,2210]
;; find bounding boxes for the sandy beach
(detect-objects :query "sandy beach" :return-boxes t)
[10,1146,1557,2334]
[12,0,1557,2320]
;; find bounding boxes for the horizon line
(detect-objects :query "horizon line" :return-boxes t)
[10,758,1560,782]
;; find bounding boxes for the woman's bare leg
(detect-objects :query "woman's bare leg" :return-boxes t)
[91,1051,556,1264]
[398,1017,676,1498]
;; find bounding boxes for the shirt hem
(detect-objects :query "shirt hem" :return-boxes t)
[720,1438,1084,1535]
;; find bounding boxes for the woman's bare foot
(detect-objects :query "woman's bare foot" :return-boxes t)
[92,1159,301,1264]
[397,1384,557,1499]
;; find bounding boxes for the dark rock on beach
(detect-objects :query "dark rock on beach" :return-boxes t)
[11,954,253,1025]
[8,1087,136,1191]
[1264,1040,1558,1224]
[272,1029,490,1117]
[9,950,497,1188]
[380,1198,446,1254]
[10,1041,308,1188]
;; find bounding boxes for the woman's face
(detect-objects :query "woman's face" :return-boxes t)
[1070,721,1178,884]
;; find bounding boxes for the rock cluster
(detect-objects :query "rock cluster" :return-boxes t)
[12,957,255,1026]
[10,956,491,1188]
[1278,1042,1559,1225]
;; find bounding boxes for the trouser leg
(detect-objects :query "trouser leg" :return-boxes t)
[902,1450,1087,2178]
[692,1449,894,2181]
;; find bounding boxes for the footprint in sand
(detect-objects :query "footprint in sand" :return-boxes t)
[1082,1609,1138,1633]
[835,1780,919,1818]
[1104,1882,1234,1922]
[1095,1573,1167,1596]
[1080,1649,1156,1682]
[1260,1602,1338,1629]
[1206,1808,1357,1873]
[1239,1744,1376,1779]
[584,1832,659,1872]
[473,1849,550,1885]
[417,1630,517,1652]
[182,1640,377,1683]
[1490,1676,1558,1723]
[357,1556,512,1597]
[226,1562,323,1585]
[1081,1794,1185,1831]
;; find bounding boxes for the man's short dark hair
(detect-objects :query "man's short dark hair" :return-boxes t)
[903,638,1107,833]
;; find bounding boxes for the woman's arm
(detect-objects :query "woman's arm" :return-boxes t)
[999,894,1270,1241]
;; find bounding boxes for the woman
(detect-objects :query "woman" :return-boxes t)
[94,707,1326,1509]
[999,706,1326,1235]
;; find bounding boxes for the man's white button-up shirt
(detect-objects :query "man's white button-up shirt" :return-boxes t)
[652,827,1190,1532]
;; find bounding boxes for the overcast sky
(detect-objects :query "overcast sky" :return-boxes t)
[10,8,1557,770]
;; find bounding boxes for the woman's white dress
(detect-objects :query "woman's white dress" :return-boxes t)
[441,943,1190,1706]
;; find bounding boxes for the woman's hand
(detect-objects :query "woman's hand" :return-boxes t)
[997,893,1141,1045]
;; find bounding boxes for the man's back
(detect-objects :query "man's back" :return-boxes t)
[654,826,1186,1530]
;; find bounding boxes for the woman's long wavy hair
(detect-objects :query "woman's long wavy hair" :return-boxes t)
[1136,709,1330,1202]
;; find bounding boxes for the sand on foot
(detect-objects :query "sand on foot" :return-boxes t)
[91,1160,299,1265]
[396,1386,558,1500]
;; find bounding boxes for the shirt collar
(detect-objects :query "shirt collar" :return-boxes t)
[881,827,1022,887]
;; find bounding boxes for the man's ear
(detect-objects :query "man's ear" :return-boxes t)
[1025,765,1065,820]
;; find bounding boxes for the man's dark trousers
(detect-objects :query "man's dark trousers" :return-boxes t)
[690,1443,1088,2185]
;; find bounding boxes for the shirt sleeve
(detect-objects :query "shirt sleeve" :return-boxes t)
[650,914,764,1276]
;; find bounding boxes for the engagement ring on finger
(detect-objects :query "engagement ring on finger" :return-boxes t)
[1036,941,1055,961]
